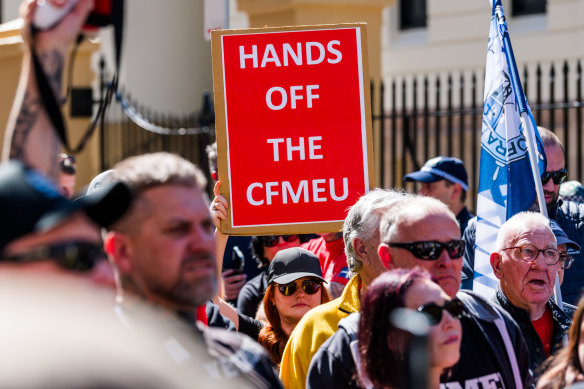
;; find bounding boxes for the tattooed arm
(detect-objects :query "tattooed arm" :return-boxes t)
[2,0,94,181]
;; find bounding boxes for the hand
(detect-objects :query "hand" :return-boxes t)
[20,0,94,52]
[210,180,229,230]
[222,269,247,301]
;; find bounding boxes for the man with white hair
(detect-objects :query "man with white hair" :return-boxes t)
[490,211,573,373]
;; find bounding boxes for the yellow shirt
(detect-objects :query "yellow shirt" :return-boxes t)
[278,275,361,389]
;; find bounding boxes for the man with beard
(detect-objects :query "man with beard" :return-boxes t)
[462,128,584,304]
[105,152,282,388]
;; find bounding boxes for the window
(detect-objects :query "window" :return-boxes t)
[512,0,546,17]
[400,0,426,30]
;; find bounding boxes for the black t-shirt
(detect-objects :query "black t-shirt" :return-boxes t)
[443,316,507,389]
[237,271,268,318]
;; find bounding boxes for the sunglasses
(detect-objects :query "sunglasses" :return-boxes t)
[277,279,322,296]
[387,240,465,260]
[2,241,105,272]
[417,298,466,325]
[263,235,299,248]
[542,168,568,185]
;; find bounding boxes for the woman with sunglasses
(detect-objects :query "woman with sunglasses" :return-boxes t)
[357,268,463,389]
[213,247,330,367]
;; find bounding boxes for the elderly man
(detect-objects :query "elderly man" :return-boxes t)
[404,156,473,234]
[490,212,573,373]
[463,128,584,304]
[279,189,406,389]
[307,196,531,389]
[105,152,281,388]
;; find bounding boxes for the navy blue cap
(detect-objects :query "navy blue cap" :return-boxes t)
[549,219,581,253]
[267,247,326,285]
[404,156,469,191]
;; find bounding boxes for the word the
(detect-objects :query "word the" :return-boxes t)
[267,137,323,161]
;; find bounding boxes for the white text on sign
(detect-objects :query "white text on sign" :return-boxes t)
[246,179,349,205]
[238,41,342,68]
[266,137,323,161]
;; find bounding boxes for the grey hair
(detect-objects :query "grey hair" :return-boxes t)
[495,211,555,251]
[343,189,407,275]
[380,196,457,244]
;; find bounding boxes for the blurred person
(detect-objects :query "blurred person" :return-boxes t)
[206,145,257,305]
[357,268,463,389]
[490,211,574,374]
[57,153,76,198]
[307,195,531,389]
[560,181,584,204]
[105,152,282,388]
[301,232,350,299]
[537,295,584,388]
[279,189,406,389]
[404,156,473,234]
[549,219,580,286]
[462,128,584,305]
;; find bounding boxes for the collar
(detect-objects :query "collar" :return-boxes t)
[338,274,361,314]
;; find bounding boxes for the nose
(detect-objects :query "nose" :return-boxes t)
[436,246,454,267]
[542,176,556,191]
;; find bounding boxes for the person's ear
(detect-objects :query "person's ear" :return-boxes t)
[451,183,463,201]
[378,243,394,269]
[104,231,133,274]
[353,237,371,265]
[490,252,504,279]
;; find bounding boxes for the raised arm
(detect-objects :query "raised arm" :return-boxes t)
[2,0,94,180]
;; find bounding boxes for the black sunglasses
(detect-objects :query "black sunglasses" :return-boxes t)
[542,168,568,185]
[2,241,105,272]
[417,298,466,325]
[387,240,465,260]
[263,235,299,248]
[277,279,322,296]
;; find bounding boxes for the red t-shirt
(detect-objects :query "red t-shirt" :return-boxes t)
[301,237,350,285]
[532,305,554,357]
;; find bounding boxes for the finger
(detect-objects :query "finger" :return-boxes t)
[58,0,93,32]
[48,0,67,6]
[213,180,221,197]
[216,194,228,209]
[222,269,235,277]
[214,202,227,219]
[224,274,246,284]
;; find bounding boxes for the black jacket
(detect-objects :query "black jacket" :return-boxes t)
[492,286,573,376]
[307,290,532,389]
[237,270,268,318]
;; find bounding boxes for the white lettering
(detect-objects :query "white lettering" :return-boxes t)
[260,44,282,67]
[312,179,327,202]
[266,87,287,110]
[327,40,342,64]
[306,85,319,108]
[290,85,303,109]
[267,138,285,161]
[286,138,305,160]
[283,43,302,66]
[239,45,258,69]
[265,182,279,205]
[330,178,349,201]
[247,183,263,206]
[282,181,309,204]
[306,42,325,65]
[308,136,323,159]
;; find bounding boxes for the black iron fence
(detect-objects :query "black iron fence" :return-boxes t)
[372,60,584,212]
[97,59,584,213]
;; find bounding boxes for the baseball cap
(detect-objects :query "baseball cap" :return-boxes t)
[549,219,581,253]
[560,181,584,204]
[0,161,132,252]
[404,156,469,191]
[266,247,326,285]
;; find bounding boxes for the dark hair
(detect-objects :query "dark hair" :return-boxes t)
[251,235,311,268]
[58,154,76,175]
[258,281,330,367]
[536,294,584,388]
[358,268,433,388]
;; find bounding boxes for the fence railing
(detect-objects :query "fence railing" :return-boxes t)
[372,60,584,212]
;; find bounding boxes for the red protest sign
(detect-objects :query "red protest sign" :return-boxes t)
[211,24,374,235]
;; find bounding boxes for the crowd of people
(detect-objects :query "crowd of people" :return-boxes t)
[4,1,584,388]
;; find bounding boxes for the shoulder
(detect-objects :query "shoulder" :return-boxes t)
[558,200,584,222]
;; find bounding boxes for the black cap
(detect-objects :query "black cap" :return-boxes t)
[549,219,581,253]
[266,247,326,285]
[0,161,133,252]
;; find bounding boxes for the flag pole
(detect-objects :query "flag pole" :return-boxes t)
[493,1,564,309]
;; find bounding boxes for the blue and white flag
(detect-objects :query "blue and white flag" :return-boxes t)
[473,1,546,296]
